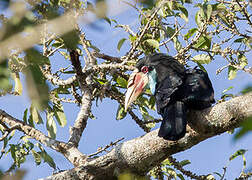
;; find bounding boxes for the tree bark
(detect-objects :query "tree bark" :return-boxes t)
[41,93,252,180]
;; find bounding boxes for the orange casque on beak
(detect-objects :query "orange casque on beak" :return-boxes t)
[124,71,149,111]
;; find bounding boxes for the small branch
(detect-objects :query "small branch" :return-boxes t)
[41,66,77,86]
[216,64,229,75]
[68,49,92,147]
[0,109,86,166]
[92,51,122,63]
[128,110,150,133]
[121,4,162,64]
[235,0,252,28]
[175,24,207,63]
[235,172,252,180]
[230,64,252,75]
[0,131,9,141]
[142,119,162,124]
[160,24,186,47]
[220,166,227,180]
[168,156,207,180]
[46,44,65,57]
[88,137,125,158]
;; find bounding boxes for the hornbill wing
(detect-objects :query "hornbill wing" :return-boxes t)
[152,55,186,141]
[155,75,187,141]
[177,68,215,110]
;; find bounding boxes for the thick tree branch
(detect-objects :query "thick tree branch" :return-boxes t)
[68,49,92,147]
[43,93,252,180]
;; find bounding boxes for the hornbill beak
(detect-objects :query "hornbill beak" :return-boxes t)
[125,71,149,111]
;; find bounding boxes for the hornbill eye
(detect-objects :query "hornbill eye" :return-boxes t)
[141,66,149,74]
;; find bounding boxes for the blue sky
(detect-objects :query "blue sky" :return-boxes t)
[0,1,252,179]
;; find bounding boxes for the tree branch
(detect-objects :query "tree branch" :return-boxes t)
[0,109,86,166]
[42,93,252,179]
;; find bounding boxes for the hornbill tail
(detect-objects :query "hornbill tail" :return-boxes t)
[158,101,187,141]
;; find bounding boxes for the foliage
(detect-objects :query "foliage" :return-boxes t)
[0,0,251,179]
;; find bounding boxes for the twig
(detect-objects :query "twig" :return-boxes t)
[142,119,162,124]
[116,24,136,36]
[235,0,252,28]
[88,137,125,158]
[121,3,162,64]
[68,49,92,147]
[46,44,65,57]
[0,131,9,141]
[220,167,227,180]
[235,172,252,180]
[160,24,186,47]
[41,66,77,86]
[216,64,229,75]
[92,51,122,63]
[175,24,207,63]
[168,156,207,180]
[128,110,150,133]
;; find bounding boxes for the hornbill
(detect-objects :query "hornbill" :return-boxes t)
[125,53,215,141]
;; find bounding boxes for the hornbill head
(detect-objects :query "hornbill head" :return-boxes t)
[124,53,184,111]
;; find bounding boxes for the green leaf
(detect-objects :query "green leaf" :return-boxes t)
[103,17,111,25]
[0,60,12,92]
[177,173,185,180]
[192,54,211,64]
[61,30,80,49]
[234,37,244,43]
[196,62,207,72]
[206,4,212,21]
[30,104,43,124]
[222,86,233,94]
[238,54,248,68]
[179,159,191,166]
[145,39,160,49]
[177,4,188,22]
[23,108,28,124]
[193,36,211,50]
[46,111,57,139]
[229,149,247,161]
[162,158,172,166]
[148,96,156,110]
[12,73,22,95]
[40,150,56,169]
[195,9,204,27]
[173,37,182,51]
[184,28,198,40]
[234,116,252,139]
[31,150,41,165]
[117,38,127,52]
[53,102,67,127]
[24,64,49,110]
[166,26,175,37]
[28,115,35,127]
[241,86,252,94]
[129,34,137,43]
[52,86,71,94]
[116,76,127,88]
[25,48,50,65]
[228,66,237,80]
[116,104,127,120]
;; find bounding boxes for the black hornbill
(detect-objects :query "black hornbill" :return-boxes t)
[125,53,215,141]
